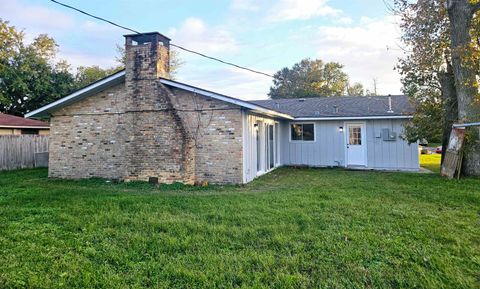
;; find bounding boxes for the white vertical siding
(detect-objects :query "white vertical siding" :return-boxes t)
[280,119,419,171]
[366,119,419,170]
[281,120,345,167]
[242,112,278,183]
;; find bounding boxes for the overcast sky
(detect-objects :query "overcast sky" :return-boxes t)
[1,0,405,100]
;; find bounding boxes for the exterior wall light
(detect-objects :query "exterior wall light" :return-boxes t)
[339,126,343,132]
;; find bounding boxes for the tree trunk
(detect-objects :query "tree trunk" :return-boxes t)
[438,70,458,164]
[446,0,480,176]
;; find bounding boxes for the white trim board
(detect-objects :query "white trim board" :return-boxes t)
[295,115,413,121]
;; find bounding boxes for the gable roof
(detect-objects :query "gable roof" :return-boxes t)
[159,78,293,119]
[25,70,413,121]
[25,70,293,120]
[0,113,49,128]
[249,95,413,120]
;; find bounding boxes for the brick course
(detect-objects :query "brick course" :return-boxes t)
[49,83,243,183]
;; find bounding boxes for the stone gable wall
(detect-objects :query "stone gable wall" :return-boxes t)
[49,83,128,179]
[48,82,244,184]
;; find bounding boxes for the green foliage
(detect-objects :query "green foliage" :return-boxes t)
[74,65,122,89]
[402,83,444,143]
[269,58,364,99]
[404,100,443,143]
[394,0,452,144]
[0,167,479,288]
[0,18,185,116]
[395,0,480,147]
[0,19,76,116]
[347,82,365,96]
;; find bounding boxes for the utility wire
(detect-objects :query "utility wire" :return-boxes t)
[168,44,275,78]
[49,0,276,79]
[50,0,140,34]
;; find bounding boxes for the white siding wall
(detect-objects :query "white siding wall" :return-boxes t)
[242,112,278,183]
[366,119,419,170]
[280,119,419,171]
[281,120,345,167]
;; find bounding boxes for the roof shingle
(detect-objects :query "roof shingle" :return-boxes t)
[0,113,49,128]
[249,95,413,118]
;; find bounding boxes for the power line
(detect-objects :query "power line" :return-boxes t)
[50,0,140,34]
[49,0,276,79]
[169,44,275,78]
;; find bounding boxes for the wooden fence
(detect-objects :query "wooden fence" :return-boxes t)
[0,135,49,171]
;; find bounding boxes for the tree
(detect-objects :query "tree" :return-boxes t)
[394,0,457,157]
[0,19,76,116]
[394,0,480,175]
[347,82,365,96]
[445,0,480,175]
[268,58,364,99]
[403,96,444,144]
[74,65,121,89]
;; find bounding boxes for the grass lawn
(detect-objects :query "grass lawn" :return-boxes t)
[420,154,442,173]
[427,143,442,148]
[0,168,479,288]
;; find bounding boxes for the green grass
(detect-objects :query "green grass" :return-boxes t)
[421,154,442,173]
[427,143,442,148]
[0,168,479,288]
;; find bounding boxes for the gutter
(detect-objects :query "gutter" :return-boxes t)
[0,125,50,129]
[294,115,413,121]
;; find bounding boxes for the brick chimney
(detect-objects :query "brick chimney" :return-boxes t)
[122,32,195,184]
[124,32,170,80]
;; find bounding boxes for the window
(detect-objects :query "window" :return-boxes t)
[290,123,314,141]
[348,127,362,145]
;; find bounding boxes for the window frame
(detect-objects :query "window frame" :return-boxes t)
[289,122,316,142]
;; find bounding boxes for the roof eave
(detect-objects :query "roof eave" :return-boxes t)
[294,115,413,121]
[0,125,50,129]
[25,71,294,120]
[159,78,294,119]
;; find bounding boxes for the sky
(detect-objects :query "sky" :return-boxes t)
[0,0,405,100]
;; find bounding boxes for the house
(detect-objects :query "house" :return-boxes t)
[0,113,49,135]
[26,32,418,184]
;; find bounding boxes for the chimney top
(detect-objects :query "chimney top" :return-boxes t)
[124,32,170,47]
[124,31,171,79]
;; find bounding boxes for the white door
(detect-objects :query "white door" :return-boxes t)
[345,123,366,166]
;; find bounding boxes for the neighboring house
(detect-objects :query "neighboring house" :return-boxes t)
[26,32,418,184]
[0,113,49,135]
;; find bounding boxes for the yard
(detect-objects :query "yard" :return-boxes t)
[420,153,442,173]
[0,168,479,288]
